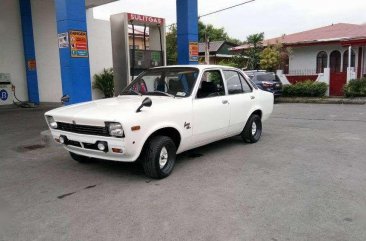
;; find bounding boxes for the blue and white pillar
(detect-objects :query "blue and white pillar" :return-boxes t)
[176,0,199,65]
[54,0,92,104]
[19,0,40,104]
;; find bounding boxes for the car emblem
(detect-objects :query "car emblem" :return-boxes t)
[184,122,191,129]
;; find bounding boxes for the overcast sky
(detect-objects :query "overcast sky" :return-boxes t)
[93,0,366,41]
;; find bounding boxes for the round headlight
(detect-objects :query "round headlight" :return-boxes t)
[107,122,124,137]
[46,116,58,129]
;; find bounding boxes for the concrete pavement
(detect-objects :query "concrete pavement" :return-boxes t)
[1,103,366,241]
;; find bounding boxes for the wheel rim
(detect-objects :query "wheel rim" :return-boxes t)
[251,122,257,136]
[159,146,168,169]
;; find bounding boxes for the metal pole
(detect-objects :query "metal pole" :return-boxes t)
[143,25,147,51]
[131,22,135,81]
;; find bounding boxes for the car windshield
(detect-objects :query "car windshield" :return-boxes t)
[121,67,199,97]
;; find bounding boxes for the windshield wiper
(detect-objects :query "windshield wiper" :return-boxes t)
[120,89,142,96]
[146,91,175,98]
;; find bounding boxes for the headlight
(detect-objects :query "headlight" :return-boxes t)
[106,122,124,137]
[46,116,58,129]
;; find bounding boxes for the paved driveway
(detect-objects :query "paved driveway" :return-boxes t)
[1,104,366,241]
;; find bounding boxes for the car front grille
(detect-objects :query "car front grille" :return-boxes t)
[56,122,109,137]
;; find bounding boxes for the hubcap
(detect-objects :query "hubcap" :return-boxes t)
[159,147,168,169]
[251,122,257,136]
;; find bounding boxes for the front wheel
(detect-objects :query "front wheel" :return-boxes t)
[241,114,262,143]
[142,136,176,179]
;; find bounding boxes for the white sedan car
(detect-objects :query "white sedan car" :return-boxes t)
[45,65,273,179]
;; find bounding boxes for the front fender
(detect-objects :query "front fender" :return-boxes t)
[133,122,185,159]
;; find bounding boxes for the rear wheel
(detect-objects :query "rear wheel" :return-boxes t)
[241,114,262,143]
[142,136,176,179]
[69,152,94,163]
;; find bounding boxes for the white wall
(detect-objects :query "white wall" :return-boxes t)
[289,45,360,74]
[87,10,113,99]
[31,0,62,102]
[0,0,27,101]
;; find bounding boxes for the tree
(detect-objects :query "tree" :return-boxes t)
[166,24,178,65]
[198,21,241,45]
[244,32,264,70]
[260,42,292,72]
[166,21,242,65]
[259,45,281,71]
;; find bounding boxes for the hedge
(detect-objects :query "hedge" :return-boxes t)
[282,80,327,97]
[344,78,366,97]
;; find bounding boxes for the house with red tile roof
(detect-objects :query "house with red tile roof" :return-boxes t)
[231,23,366,96]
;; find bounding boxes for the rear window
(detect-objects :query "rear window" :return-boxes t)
[254,73,279,82]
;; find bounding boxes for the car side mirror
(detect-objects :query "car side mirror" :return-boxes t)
[61,94,70,105]
[136,97,152,113]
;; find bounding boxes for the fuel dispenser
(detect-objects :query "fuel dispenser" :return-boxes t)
[0,73,13,105]
[110,13,166,95]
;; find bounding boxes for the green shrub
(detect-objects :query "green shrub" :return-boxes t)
[92,68,114,98]
[282,80,327,97]
[344,78,366,97]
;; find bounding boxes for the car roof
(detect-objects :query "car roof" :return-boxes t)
[255,72,275,75]
[151,64,239,71]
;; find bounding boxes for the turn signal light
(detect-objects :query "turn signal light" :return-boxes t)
[112,148,123,153]
[131,125,141,131]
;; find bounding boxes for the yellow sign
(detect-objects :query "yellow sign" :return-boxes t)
[69,30,89,58]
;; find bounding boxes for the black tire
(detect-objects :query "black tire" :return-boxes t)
[69,152,94,163]
[241,114,262,143]
[142,136,176,179]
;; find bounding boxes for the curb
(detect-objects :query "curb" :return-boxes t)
[276,97,366,105]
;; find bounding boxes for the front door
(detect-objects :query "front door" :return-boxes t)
[192,70,230,145]
[330,72,347,96]
[329,50,346,96]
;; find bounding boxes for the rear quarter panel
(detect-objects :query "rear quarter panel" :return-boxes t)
[254,89,274,121]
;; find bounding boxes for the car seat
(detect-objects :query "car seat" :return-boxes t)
[197,81,217,98]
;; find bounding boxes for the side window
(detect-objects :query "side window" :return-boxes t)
[239,74,253,92]
[197,70,225,98]
[223,70,243,95]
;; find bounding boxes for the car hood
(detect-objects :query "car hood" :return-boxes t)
[46,95,185,125]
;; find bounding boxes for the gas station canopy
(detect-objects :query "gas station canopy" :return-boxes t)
[85,0,118,8]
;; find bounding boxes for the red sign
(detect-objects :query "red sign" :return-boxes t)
[128,13,164,25]
[76,43,87,49]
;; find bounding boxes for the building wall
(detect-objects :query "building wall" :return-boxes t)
[86,10,113,99]
[31,0,62,102]
[289,45,360,74]
[0,0,27,101]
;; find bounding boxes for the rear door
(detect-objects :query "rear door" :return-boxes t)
[223,70,255,135]
[192,69,230,145]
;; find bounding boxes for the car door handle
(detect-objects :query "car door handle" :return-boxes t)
[222,100,229,104]
[250,96,255,100]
